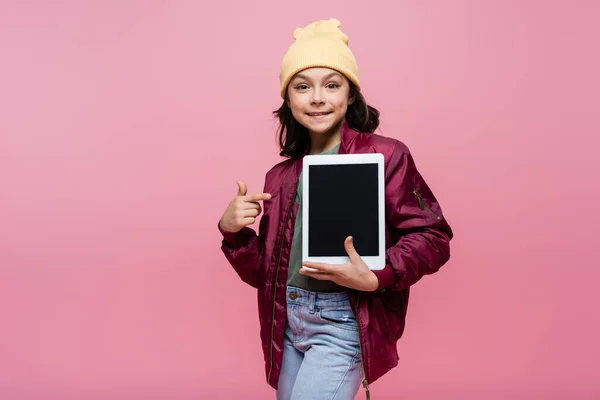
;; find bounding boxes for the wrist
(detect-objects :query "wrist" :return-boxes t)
[219,219,238,234]
[363,271,379,292]
[217,220,246,246]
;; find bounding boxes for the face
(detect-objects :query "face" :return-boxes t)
[286,67,355,136]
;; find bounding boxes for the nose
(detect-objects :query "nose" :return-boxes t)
[310,88,325,105]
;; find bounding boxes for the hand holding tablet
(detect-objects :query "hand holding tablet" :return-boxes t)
[300,235,380,292]
[301,153,386,270]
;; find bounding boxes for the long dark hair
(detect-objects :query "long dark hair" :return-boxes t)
[273,82,380,158]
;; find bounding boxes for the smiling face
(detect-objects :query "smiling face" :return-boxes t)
[286,67,355,139]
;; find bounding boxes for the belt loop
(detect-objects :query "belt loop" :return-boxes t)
[308,292,316,314]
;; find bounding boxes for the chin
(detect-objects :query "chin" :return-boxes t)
[304,123,331,134]
[301,117,343,134]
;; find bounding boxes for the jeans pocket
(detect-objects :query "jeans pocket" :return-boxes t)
[318,308,358,331]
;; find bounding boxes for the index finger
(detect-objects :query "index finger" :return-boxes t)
[245,193,272,202]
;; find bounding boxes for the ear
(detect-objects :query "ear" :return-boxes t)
[346,79,356,105]
[348,92,356,105]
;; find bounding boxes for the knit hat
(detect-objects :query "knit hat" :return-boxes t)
[279,18,360,99]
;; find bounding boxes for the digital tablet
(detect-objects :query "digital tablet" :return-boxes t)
[302,153,386,270]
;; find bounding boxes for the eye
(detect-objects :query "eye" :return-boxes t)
[295,84,309,90]
[326,82,340,89]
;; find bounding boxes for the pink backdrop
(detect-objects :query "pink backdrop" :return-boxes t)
[1,1,598,399]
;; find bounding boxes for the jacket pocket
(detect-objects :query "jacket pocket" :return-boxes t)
[373,290,408,343]
[381,288,408,311]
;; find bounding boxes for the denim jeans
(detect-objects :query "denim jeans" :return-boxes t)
[276,286,363,400]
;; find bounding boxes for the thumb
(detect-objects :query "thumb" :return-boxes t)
[236,180,247,197]
[345,236,360,260]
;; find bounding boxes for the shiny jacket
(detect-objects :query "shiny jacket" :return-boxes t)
[218,123,453,392]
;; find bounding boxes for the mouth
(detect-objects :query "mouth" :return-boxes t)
[306,111,332,118]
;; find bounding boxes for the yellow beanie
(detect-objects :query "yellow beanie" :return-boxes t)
[279,18,360,99]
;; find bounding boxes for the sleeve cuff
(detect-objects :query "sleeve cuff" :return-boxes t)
[372,264,396,291]
[217,220,246,246]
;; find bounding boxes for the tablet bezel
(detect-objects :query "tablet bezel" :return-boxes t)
[302,153,386,270]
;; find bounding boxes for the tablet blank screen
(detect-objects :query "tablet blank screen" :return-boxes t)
[308,163,379,257]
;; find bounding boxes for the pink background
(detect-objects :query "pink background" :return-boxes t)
[1,1,598,399]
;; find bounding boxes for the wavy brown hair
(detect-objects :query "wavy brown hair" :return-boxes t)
[273,82,380,158]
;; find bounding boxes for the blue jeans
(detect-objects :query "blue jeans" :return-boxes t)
[276,286,363,400]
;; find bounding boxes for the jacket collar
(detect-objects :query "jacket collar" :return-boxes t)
[339,121,358,154]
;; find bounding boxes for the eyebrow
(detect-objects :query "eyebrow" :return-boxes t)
[293,72,342,82]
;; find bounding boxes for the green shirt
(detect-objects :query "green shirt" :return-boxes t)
[287,143,345,292]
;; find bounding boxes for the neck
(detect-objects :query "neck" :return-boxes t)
[308,119,344,155]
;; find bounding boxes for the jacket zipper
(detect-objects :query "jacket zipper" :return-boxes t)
[267,190,296,385]
[353,294,371,400]
[412,188,441,220]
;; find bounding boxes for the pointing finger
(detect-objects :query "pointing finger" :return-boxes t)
[246,193,272,202]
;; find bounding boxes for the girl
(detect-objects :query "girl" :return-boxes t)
[218,19,453,400]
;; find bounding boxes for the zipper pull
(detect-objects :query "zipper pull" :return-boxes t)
[363,379,370,400]
[412,188,425,210]
[412,188,441,220]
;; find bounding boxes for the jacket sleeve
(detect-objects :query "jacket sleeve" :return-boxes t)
[217,180,269,289]
[371,141,453,291]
